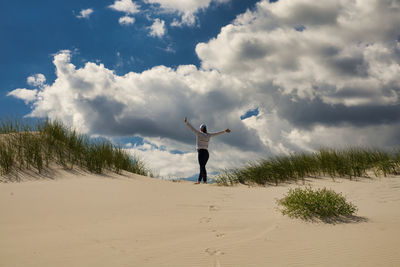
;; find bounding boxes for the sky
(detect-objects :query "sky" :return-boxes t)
[2,0,400,179]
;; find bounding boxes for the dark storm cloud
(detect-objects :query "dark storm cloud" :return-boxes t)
[328,55,369,77]
[77,94,194,142]
[281,2,339,26]
[276,95,400,128]
[77,96,125,135]
[239,40,269,60]
[319,46,340,57]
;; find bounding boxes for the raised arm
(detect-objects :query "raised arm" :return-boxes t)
[209,128,231,137]
[184,117,201,135]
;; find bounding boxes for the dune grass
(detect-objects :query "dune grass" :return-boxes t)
[277,187,358,221]
[216,147,400,186]
[0,118,152,178]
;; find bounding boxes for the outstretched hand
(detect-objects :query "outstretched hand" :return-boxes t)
[225,128,231,133]
[184,117,187,123]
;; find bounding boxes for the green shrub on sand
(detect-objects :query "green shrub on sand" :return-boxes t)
[277,187,357,221]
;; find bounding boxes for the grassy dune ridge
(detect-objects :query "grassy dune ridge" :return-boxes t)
[0,118,151,178]
[217,147,400,186]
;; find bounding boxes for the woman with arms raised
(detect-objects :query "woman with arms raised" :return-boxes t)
[184,117,231,184]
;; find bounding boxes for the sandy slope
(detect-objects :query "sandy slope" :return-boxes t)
[1,171,400,267]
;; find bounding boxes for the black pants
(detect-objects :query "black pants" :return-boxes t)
[198,149,209,183]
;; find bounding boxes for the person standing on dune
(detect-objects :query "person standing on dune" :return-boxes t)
[184,117,231,184]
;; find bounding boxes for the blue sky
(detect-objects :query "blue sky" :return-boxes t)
[2,0,400,178]
[0,0,260,117]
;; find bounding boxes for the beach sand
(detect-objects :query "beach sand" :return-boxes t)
[1,170,400,267]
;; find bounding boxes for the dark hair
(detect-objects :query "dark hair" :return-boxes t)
[201,125,207,133]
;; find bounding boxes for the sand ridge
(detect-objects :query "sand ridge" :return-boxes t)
[1,172,400,267]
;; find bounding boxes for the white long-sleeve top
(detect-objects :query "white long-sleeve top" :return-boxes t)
[185,121,226,150]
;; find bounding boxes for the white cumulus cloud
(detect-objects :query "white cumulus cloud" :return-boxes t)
[146,0,230,27]
[109,0,140,14]
[27,73,46,87]
[7,89,38,104]
[119,16,135,25]
[148,18,166,37]
[76,8,94,19]
[196,0,400,106]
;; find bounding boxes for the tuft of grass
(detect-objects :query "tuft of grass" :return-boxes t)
[215,169,240,186]
[0,118,152,179]
[216,147,400,186]
[0,140,14,175]
[277,187,358,221]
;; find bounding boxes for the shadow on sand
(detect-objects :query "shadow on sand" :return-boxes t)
[0,165,122,183]
[314,215,369,225]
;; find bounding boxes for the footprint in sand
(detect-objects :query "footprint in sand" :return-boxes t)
[199,217,212,223]
[205,248,225,256]
[216,233,226,238]
[209,205,219,212]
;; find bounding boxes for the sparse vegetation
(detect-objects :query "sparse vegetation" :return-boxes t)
[216,148,400,186]
[0,118,152,179]
[277,187,358,221]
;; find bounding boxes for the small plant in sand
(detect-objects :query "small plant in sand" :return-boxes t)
[277,187,357,221]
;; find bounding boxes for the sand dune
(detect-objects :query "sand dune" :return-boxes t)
[1,171,400,267]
